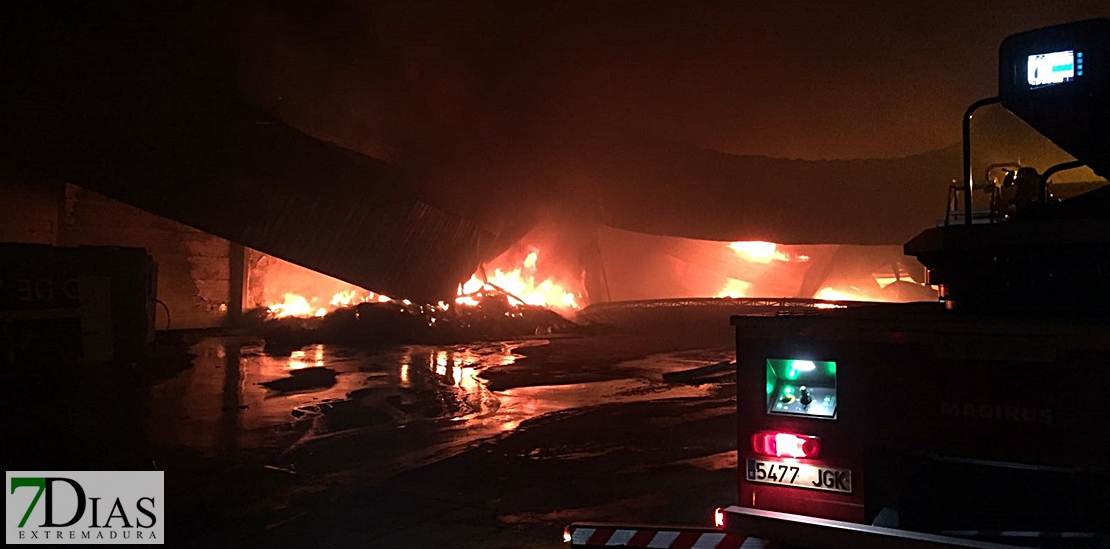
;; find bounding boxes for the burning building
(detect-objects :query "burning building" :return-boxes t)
[5,1,1103,349]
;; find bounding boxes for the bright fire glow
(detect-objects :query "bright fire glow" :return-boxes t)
[268,290,393,318]
[459,249,581,311]
[259,239,584,317]
[814,287,872,302]
[268,293,315,318]
[713,241,797,298]
[717,278,752,298]
[727,241,790,263]
[330,290,360,307]
[454,293,481,306]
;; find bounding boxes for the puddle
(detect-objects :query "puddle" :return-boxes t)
[147,335,733,485]
[147,337,542,455]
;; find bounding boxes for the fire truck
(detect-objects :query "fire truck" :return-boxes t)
[568,18,1109,549]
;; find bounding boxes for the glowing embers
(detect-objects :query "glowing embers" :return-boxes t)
[751,430,821,459]
[766,358,837,418]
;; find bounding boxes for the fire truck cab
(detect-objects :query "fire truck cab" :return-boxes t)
[725,18,1110,549]
[730,305,1109,546]
[567,18,1108,549]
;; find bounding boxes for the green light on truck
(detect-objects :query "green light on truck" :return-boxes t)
[766,358,837,419]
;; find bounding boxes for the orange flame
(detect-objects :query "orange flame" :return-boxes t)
[267,248,579,317]
[813,287,872,302]
[268,293,324,318]
[727,241,791,263]
[268,290,393,318]
[713,241,792,297]
[717,278,752,298]
[458,249,581,311]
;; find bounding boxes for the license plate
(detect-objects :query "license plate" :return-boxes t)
[746,459,852,493]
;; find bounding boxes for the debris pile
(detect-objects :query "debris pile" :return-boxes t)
[251,286,578,350]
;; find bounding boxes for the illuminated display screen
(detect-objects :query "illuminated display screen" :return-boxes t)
[766,358,837,418]
[1027,50,1082,87]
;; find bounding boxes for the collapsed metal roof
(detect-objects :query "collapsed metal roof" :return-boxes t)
[3,1,1105,300]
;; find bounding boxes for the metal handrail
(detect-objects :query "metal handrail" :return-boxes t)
[962,97,1003,225]
[1041,159,1087,205]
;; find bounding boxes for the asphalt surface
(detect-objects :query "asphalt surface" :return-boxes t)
[145,311,742,548]
[0,301,749,548]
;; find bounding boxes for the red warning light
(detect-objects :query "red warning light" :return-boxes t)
[751,431,820,459]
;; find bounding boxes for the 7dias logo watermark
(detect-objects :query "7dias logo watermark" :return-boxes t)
[6,471,164,544]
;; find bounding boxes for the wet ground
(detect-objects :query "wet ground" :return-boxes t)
[5,303,746,548]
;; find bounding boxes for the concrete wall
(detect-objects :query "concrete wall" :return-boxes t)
[57,185,235,330]
[0,173,238,330]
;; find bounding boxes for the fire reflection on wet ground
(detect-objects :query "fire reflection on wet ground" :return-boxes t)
[146,337,726,474]
[147,338,539,455]
[144,331,739,547]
